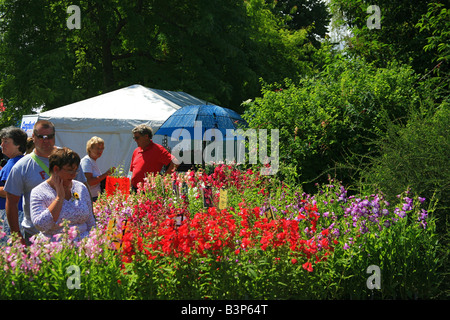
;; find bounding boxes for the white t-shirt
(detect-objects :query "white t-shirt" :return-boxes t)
[80,155,102,198]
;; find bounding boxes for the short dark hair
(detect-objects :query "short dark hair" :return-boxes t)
[0,126,28,154]
[48,147,80,173]
[33,120,55,135]
[131,124,153,139]
[132,124,153,139]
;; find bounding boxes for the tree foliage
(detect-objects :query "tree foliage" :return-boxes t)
[0,0,77,125]
[362,101,449,227]
[328,0,447,75]
[0,0,321,127]
[266,0,331,46]
[242,52,428,190]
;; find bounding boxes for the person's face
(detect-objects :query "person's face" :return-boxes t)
[33,125,55,155]
[0,137,21,158]
[54,164,78,187]
[133,133,151,149]
[89,143,104,160]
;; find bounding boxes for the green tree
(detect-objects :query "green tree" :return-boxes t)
[266,0,331,46]
[0,0,77,126]
[1,0,319,127]
[415,2,450,102]
[242,53,426,190]
[417,2,450,66]
[328,0,443,75]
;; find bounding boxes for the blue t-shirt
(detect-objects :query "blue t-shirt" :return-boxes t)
[0,155,24,210]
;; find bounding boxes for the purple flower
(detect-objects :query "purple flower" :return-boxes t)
[332,228,340,237]
[418,197,426,204]
[395,208,407,218]
[418,209,428,221]
[402,203,412,211]
[360,207,369,216]
[343,243,350,250]
[359,221,369,234]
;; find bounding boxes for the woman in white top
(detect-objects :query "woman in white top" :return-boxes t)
[80,136,114,202]
[30,148,95,241]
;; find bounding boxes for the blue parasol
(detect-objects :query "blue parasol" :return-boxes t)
[154,104,246,139]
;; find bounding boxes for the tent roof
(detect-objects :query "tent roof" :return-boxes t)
[38,84,209,121]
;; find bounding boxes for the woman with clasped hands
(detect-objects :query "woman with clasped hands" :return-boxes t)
[30,147,95,242]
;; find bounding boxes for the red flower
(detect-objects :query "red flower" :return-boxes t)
[302,262,313,272]
[241,237,251,249]
[319,238,329,248]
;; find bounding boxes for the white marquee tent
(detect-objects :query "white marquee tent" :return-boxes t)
[20,84,210,175]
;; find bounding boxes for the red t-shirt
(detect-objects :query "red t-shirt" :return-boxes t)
[130,141,174,188]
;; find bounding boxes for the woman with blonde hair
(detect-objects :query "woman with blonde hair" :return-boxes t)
[80,136,114,202]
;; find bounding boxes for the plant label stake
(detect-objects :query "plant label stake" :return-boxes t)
[219,188,228,210]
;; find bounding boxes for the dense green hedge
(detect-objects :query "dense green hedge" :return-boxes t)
[242,56,424,190]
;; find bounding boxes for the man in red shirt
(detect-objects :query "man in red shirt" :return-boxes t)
[130,124,178,191]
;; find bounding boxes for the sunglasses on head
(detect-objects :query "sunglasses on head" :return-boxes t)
[35,133,55,140]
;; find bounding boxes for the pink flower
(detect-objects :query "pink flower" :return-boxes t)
[68,226,78,241]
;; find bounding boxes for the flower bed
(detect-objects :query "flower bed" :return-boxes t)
[0,165,444,299]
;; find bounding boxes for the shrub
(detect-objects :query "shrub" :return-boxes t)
[242,56,423,191]
[361,101,449,234]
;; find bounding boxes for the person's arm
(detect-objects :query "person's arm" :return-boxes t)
[46,197,64,223]
[84,168,114,186]
[31,195,63,233]
[82,184,96,231]
[31,177,65,235]
[46,175,65,222]
[6,192,25,245]
[165,160,179,175]
[0,186,6,198]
